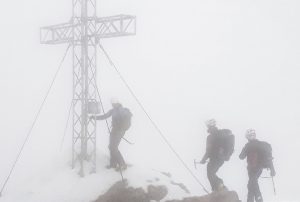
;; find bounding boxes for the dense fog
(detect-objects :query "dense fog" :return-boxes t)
[0,0,299,201]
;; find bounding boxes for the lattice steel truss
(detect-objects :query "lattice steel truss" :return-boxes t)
[40,0,136,176]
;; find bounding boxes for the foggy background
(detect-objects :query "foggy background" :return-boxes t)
[0,0,299,201]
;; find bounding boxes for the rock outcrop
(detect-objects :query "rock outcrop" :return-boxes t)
[165,190,240,202]
[94,180,168,202]
[94,180,240,202]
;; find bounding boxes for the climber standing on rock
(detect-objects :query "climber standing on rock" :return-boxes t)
[90,98,132,171]
[239,129,276,202]
[200,119,235,192]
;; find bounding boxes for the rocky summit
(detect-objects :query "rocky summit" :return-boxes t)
[166,190,240,202]
[94,180,168,202]
[94,180,240,202]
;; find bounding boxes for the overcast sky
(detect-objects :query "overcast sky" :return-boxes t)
[0,0,300,201]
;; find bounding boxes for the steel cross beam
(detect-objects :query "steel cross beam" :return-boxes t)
[40,0,136,177]
[40,15,136,44]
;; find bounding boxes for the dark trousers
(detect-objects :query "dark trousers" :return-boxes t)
[207,158,224,191]
[109,128,126,167]
[247,167,263,202]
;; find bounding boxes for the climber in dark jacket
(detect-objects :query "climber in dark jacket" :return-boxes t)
[91,98,131,170]
[200,119,227,192]
[240,129,276,202]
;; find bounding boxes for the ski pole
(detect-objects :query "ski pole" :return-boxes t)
[119,167,124,182]
[261,176,276,195]
[271,176,276,195]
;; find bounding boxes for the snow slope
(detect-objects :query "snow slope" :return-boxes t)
[0,149,192,202]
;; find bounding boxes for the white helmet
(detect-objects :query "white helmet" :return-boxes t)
[110,97,120,105]
[245,129,256,140]
[205,119,216,128]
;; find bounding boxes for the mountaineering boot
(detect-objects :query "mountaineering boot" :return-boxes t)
[115,164,127,172]
[256,195,263,202]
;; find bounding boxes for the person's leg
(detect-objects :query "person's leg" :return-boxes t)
[214,159,225,190]
[109,128,121,168]
[115,133,126,167]
[247,182,255,202]
[110,128,126,168]
[207,160,216,191]
[207,159,224,191]
[253,169,263,202]
[247,168,258,202]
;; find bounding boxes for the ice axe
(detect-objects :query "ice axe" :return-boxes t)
[193,159,210,194]
[194,159,200,169]
[194,159,207,169]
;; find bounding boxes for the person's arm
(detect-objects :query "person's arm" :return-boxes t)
[239,144,248,160]
[266,156,276,176]
[200,135,211,163]
[269,160,276,176]
[96,109,113,120]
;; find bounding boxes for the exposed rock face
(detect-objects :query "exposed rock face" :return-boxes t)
[165,190,240,202]
[94,180,168,202]
[94,180,240,202]
[147,185,168,201]
[170,181,190,194]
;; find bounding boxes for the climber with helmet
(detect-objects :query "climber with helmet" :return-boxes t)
[90,98,132,171]
[239,129,276,202]
[200,119,228,192]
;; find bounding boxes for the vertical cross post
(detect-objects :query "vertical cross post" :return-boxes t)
[72,0,97,176]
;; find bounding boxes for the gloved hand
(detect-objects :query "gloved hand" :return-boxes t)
[200,159,207,164]
[89,115,96,120]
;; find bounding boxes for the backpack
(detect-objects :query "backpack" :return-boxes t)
[257,141,273,169]
[219,129,235,161]
[115,107,132,131]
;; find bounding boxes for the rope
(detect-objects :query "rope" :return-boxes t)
[60,100,73,151]
[0,44,71,196]
[98,43,209,194]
